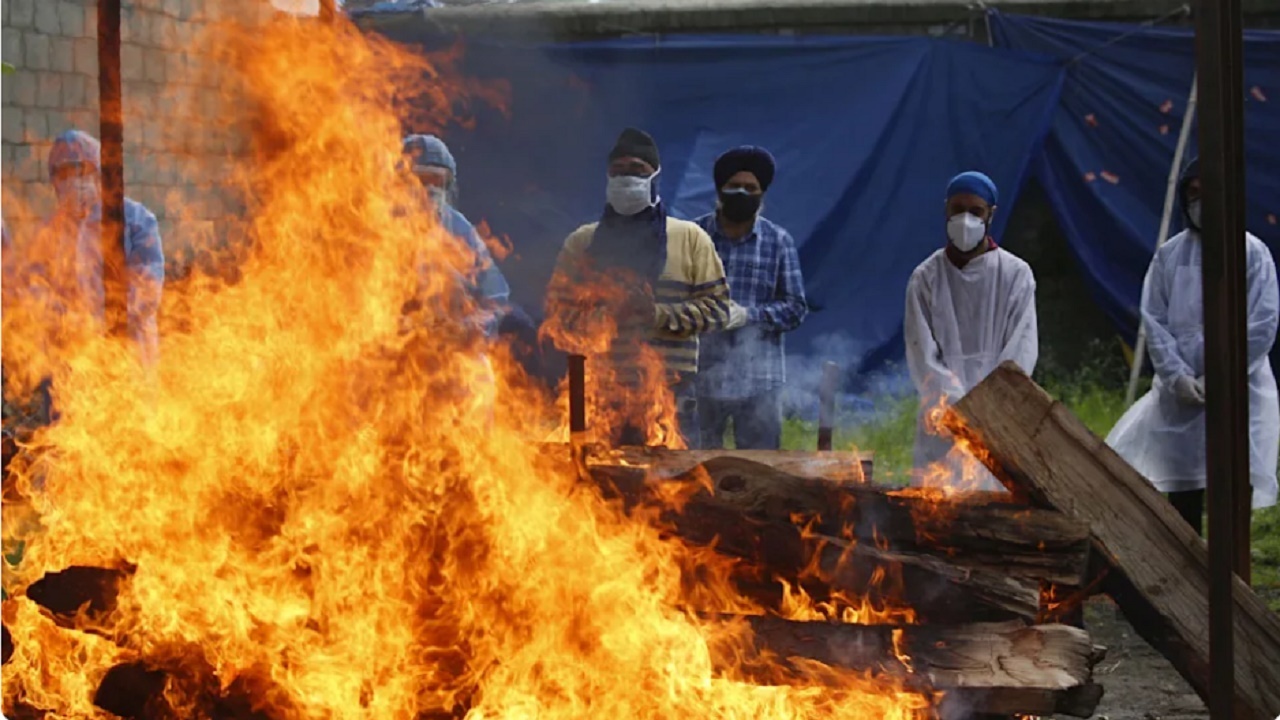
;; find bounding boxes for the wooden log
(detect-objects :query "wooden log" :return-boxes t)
[591,465,1040,621]
[591,457,1090,586]
[94,662,169,720]
[952,361,1280,720]
[26,564,133,619]
[714,616,1104,718]
[591,445,875,483]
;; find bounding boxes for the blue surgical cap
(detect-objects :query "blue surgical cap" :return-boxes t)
[49,129,101,176]
[946,171,998,206]
[402,134,457,178]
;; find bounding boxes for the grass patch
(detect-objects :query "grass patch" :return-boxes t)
[1253,506,1280,610]
[782,395,917,485]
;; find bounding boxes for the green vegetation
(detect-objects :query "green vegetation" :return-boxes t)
[781,362,1280,610]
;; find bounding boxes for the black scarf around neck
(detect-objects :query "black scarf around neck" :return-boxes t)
[586,201,669,283]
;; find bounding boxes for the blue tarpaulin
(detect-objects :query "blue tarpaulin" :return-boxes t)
[989,11,1280,344]
[437,35,1065,378]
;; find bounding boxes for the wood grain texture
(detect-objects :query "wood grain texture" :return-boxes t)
[590,464,1042,621]
[953,361,1280,720]
[716,616,1104,718]
[588,454,1090,586]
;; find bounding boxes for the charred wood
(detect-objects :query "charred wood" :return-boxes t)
[94,662,169,719]
[591,465,1040,621]
[585,455,1089,586]
[26,564,134,619]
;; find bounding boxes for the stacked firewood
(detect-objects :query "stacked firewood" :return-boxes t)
[2,445,1107,720]
[577,448,1108,719]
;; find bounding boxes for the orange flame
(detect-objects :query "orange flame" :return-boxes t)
[2,12,927,720]
[910,394,1007,500]
[541,260,684,448]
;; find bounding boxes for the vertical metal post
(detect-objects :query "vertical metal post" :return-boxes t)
[98,0,128,339]
[817,361,838,451]
[568,355,587,436]
[1196,0,1247,715]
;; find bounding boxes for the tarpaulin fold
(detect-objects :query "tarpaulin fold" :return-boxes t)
[989,11,1280,345]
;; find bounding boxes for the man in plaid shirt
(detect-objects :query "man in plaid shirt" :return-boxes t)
[694,146,808,449]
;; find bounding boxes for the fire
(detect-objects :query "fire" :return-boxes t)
[912,394,1007,497]
[541,268,685,449]
[2,11,926,720]
[779,579,917,626]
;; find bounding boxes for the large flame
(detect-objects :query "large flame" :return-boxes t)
[541,264,685,449]
[3,13,928,720]
[910,395,1005,497]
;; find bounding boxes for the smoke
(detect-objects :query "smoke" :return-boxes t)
[780,332,914,427]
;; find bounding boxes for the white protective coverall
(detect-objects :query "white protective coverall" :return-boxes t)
[1106,230,1279,509]
[904,247,1038,491]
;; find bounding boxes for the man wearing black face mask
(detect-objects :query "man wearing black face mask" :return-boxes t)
[693,146,808,450]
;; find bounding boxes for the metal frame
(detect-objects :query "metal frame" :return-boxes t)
[98,0,127,338]
[1195,0,1248,715]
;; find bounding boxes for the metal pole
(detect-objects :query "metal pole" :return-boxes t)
[568,354,587,437]
[817,361,838,451]
[98,0,127,339]
[1126,72,1199,406]
[1196,0,1247,715]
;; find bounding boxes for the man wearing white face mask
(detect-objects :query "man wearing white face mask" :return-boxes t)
[904,171,1038,491]
[546,127,738,447]
[32,130,165,371]
[1106,157,1279,533]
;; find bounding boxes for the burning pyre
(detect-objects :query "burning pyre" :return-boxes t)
[1,13,933,720]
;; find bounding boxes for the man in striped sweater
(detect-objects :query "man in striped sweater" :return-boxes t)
[545,128,743,447]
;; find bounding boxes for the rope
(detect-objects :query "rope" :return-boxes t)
[1066,3,1192,65]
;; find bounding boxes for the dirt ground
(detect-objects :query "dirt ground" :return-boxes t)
[1069,597,1207,720]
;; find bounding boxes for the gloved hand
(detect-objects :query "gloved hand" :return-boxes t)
[1172,375,1206,406]
[725,302,749,330]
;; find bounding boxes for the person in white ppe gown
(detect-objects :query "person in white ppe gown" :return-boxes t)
[904,171,1038,491]
[1106,157,1279,534]
[38,130,165,366]
[401,134,510,415]
[9,130,165,426]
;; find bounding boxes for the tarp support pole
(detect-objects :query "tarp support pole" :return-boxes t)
[817,361,839,451]
[1125,72,1198,407]
[1196,0,1249,716]
[98,0,127,340]
[568,354,587,436]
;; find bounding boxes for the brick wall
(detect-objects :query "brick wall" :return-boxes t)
[2,0,263,275]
